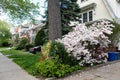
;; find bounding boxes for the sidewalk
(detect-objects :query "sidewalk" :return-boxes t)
[58,61,120,80]
[0,53,38,80]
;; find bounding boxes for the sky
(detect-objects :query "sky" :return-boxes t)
[0,0,46,24]
[30,0,47,20]
[21,0,47,25]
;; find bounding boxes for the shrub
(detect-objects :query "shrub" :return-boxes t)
[2,40,11,47]
[25,43,34,51]
[57,20,114,66]
[35,59,57,77]
[35,59,84,78]
[41,41,78,65]
[34,28,48,46]
[109,21,120,45]
[55,64,84,77]
[37,41,84,78]
[16,46,24,50]
[16,37,29,50]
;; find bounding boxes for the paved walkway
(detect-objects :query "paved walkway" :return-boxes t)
[0,53,38,80]
[58,61,120,80]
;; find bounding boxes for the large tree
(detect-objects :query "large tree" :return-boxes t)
[48,0,62,40]
[42,0,81,40]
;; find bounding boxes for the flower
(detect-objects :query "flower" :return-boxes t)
[57,20,114,66]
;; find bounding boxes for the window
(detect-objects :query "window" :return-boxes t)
[83,13,87,23]
[81,0,88,2]
[89,11,93,21]
[80,10,93,23]
[81,0,85,2]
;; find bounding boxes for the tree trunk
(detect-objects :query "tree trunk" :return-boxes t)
[48,0,62,40]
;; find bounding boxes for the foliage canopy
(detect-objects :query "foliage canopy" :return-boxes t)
[0,20,11,46]
[0,0,40,23]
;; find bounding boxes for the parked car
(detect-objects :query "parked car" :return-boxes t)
[29,46,41,54]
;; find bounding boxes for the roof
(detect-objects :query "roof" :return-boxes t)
[103,0,120,24]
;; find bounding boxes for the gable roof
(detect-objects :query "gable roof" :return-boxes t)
[103,0,120,24]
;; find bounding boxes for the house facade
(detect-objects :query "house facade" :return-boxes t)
[11,22,43,44]
[77,0,120,50]
[77,0,120,24]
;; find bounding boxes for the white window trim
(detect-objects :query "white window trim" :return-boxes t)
[80,10,94,23]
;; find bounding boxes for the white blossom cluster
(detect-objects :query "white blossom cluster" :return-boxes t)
[57,20,114,66]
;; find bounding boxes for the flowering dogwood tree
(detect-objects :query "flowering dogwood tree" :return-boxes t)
[57,20,114,66]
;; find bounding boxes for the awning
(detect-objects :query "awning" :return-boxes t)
[80,3,96,11]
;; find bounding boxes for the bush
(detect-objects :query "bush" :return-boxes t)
[35,59,57,77]
[58,20,114,66]
[25,43,34,51]
[0,39,12,47]
[2,40,11,47]
[41,41,78,65]
[35,59,84,78]
[16,46,24,50]
[36,41,84,78]
[34,28,48,46]
[109,21,120,45]
[16,37,29,50]
[55,64,84,77]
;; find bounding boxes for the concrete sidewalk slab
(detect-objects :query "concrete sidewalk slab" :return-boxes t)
[0,53,38,80]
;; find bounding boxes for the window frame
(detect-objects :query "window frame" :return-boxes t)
[81,0,88,3]
[83,12,88,23]
[80,10,94,23]
[89,11,93,22]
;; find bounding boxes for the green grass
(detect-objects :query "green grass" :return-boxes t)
[0,49,42,75]
[0,47,11,51]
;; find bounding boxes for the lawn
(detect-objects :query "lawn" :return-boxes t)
[0,48,42,75]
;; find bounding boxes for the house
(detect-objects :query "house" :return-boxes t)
[11,22,43,44]
[19,22,44,43]
[77,0,120,50]
[77,0,120,24]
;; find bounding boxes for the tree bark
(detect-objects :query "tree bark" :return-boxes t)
[48,0,62,40]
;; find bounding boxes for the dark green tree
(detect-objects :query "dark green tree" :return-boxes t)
[61,0,81,35]
[43,0,81,35]
[35,28,48,46]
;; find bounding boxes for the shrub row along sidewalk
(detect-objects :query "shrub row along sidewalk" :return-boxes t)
[0,53,38,80]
